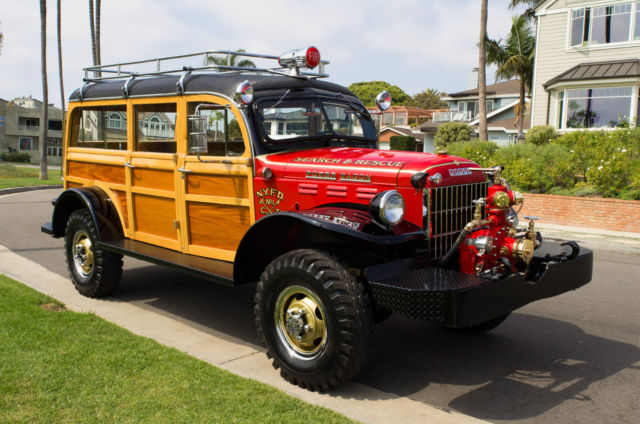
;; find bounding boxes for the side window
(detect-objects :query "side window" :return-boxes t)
[70,105,127,150]
[135,103,177,153]
[188,102,245,156]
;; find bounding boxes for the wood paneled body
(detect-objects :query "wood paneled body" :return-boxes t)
[187,202,251,251]
[67,161,125,185]
[63,95,256,261]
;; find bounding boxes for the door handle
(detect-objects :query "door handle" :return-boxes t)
[178,167,193,178]
[124,162,135,169]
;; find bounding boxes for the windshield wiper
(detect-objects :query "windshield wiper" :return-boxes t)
[270,89,291,109]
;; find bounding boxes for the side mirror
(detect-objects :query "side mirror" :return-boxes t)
[375,91,392,112]
[187,114,208,154]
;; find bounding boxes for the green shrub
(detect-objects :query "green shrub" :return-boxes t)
[0,152,31,163]
[526,125,557,145]
[389,135,416,151]
[434,122,473,149]
[447,140,499,167]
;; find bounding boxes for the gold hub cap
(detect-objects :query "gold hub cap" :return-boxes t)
[72,230,94,278]
[275,286,327,358]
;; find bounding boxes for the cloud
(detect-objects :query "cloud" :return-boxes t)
[0,0,524,108]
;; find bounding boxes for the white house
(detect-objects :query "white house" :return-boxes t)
[531,0,640,130]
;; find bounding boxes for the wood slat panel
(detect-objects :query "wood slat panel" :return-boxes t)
[187,202,250,251]
[67,161,125,185]
[113,189,128,228]
[186,174,249,198]
[134,194,177,240]
[132,168,174,191]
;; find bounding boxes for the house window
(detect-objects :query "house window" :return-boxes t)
[0,116,5,127]
[571,3,635,47]
[591,4,632,45]
[383,112,393,125]
[571,8,587,47]
[394,112,407,125]
[48,120,63,131]
[19,137,33,151]
[557,91,565,129]
[106,112,126,130]
[566,86,632,128]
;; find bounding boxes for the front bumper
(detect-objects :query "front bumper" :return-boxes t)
[366,241,593,328]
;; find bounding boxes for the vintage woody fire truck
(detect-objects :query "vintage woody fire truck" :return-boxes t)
[42,47,593,391]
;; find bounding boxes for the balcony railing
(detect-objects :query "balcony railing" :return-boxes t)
[18,124,40,131]
[432,110,476,123]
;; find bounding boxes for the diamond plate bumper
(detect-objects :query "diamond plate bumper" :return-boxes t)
[366,241,593,327]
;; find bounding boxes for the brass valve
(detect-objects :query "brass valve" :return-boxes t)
[525,215,539,243]
[472,198,486,221]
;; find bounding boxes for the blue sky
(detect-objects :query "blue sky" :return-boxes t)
[0,0,527,108]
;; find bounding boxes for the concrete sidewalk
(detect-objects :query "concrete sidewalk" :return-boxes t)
[536,222,640,256]
[0,243,488,424]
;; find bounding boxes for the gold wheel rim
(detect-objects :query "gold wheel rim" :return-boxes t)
[275,286,327,358]
[72,230,94,278]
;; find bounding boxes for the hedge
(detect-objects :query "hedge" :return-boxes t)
[389,135,416,151]
[0,152,31,163]
[446,128,640,200]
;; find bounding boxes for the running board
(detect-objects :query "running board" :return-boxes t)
[97,239,234,287]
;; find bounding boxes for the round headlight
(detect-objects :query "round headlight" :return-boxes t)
[370,190,405,227]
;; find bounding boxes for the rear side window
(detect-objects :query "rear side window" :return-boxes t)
[135,103,177,153]
[70,105,127,150]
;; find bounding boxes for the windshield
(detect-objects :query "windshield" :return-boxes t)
[255,99,377,143]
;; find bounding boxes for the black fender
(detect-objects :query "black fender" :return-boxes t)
[233,210,426,285]
[49,187,124,241]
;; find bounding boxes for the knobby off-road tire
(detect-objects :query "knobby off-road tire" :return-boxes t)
[254,249,373,391]
[64,209,123,298]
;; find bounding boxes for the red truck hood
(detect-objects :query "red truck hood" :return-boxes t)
[259,147,485,187]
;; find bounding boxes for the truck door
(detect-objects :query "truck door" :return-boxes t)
[177,96,255,263]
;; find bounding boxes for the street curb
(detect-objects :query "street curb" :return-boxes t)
[0,243,489,424]
[0,185,63,196]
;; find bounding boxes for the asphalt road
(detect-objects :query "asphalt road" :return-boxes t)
[2,189,639,424]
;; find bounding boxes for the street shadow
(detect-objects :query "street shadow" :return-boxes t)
[357,313,640,421]
[110,262,639,421]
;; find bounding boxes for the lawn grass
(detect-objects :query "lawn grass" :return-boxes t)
[0,275,355,424]
[0,164,62,189]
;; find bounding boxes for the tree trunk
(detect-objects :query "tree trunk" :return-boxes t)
[518,78,525,139]
[39,0,48,180]
[95,0,101,65]
[89,0,96,67]
[57,0,65,152]
[478,0,488,142]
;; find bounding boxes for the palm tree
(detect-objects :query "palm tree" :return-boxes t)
[509,0,543,19]
[485,15,535,138]
[478,0,488,142]
[39,0,49,180]
[57,0,65,139]
[208,49,256,70]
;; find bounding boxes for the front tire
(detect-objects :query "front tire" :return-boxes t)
[64,209,123,298]
[254,249,372,391]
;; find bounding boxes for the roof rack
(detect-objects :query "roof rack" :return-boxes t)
[82,49,330,84]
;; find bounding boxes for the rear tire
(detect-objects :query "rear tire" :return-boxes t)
[254,249,373,391]
[64,209,123,298]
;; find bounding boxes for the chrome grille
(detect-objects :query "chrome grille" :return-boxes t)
[426,181,489,259]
